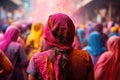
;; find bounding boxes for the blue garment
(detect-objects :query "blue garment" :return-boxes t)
[108,33,119,37]
[77,28,87,47]
[83,31,106,65]
[1,24,9,33]
[84,31,106,56]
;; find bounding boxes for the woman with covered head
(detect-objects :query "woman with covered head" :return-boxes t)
[26,22,44,60]
[83,31,106,65]
[0,26,19,52]
[95,36,120,80]
[27,13,94,80]
[77,28,87,48]
[108,26,119,37]
[0,26,28,80]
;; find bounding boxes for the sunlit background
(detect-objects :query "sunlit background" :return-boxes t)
[0,0,120,26]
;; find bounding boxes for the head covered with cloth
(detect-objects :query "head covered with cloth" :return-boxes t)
[27,13,94,80]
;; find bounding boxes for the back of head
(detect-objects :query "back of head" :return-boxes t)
[0,26,19,52]
[88,31,102,47]
[3,26,19,41]
[44,13,75,50]
[110,27,118,33]
[31,22,43,33]
[30,22,43,38]
[88,31,104,55]
[26,22,43,48]
[94,23,103,33]
[77,28,85,38]
[77,28,86,47]
[107,36,120,54]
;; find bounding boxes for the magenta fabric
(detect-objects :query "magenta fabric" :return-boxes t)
[27,13,94,80]
[33,50,62,80]
[44,13,75,50]
[43,13,75,79]
[27,13,76,80]
[0,26,19,52]
[95,36,120,80]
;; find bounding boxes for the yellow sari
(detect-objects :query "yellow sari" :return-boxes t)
[26,22,44,60]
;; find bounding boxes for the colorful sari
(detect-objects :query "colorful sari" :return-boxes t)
[26,22,43,49]
[27,13,94,80]
[95,36,120,80]
[0,26,19,52]
[0,26,27,80]
[26,22,44,60]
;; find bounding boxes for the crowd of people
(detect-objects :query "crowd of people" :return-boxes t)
[0,13,120,80]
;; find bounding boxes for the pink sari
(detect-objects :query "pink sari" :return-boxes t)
[0,26,19,52]
[95,36,120,80]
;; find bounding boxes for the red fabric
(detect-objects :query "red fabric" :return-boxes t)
[95,36,120,80]
[44,13,75,50]
[34,49,63,80]
[34,13,76,80]
[34,49,94,80]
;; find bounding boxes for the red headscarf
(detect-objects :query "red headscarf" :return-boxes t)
[43,13,75,79]
[0,26,19,52]
[95,36,120,80]
[44,13,75,50]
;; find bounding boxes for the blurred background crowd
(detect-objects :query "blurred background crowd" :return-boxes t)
[0,0,120,80]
